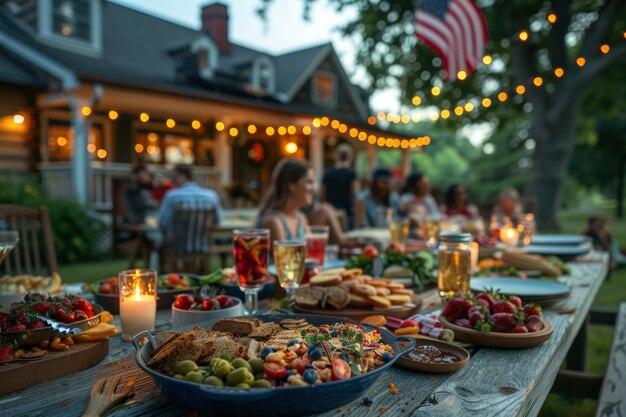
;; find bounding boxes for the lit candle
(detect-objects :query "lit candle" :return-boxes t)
[470,241,479,272]
[500,226,520,247]
[119,269,156,342]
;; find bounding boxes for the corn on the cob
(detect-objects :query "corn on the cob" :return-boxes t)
[502,251,561,277]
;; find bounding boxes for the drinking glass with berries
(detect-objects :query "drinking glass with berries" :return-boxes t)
[233,229,269,314]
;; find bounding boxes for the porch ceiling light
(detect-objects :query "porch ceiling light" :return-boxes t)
[192,120,201,129]
[277,126,287,135]
[229,127,239,137]
[81,107,92,117]
[140,113,150,122]
[166,119,176,128]
[266,126,275,136]
[108,111,118,120]
[285,142,298,154]
[216,122,225,131]
[97,149,107,159]
[248,124,257,134]
[287,125,296,135]
[13,114,24,124]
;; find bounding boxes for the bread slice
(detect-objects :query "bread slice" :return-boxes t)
[248,322,281,340]
[368,295,392,309]
[310,274,342,286]
[211,336,247,360]
[324,286,350,310]
[349,293,371,307]
[385,294,412,305]
[294,286,326,308]
[212,318,257,336]
[147,332,202,374]
[352,284,377,297]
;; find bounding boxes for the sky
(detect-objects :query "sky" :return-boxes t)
[110,0,401,112]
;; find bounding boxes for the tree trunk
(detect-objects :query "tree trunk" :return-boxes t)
[530,96,583,231]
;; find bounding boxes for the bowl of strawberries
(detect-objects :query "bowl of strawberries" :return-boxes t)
[438,291,552,348]
[171,294,243,328]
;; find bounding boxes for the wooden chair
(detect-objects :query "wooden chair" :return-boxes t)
[0,204,58,276]
[161,203,215,274]
[111,177,146,267]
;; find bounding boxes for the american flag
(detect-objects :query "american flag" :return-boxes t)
[414,0,488,81]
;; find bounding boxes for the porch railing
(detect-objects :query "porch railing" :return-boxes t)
[38,162,222,211]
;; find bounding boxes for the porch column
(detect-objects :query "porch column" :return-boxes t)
[309,132,324,185]
[401,149,412,176]
[216,129,231,188]
[70,97,91,206]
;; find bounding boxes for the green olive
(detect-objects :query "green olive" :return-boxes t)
[203,375,224,386]
[211,359,233,378]
[252,379,273,388]
[232,358,253,372]
[173,360,198,376]
[173,374,184,380]
[209,358,219,368]
[235,383,250,388]
[184,371,205,384]
[248,358,264,374]
[226,367,255,386]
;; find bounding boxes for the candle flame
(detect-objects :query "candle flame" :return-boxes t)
[134,282,142,300]
[506,228,515,238]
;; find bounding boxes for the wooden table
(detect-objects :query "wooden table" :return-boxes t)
[0,254,608,417]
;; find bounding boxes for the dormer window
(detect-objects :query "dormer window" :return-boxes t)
[191,36,218,80]
[37,0,102,56]
[312,71,337,107]
[252,56,275,94]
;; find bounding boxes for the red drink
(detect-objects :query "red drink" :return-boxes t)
[233,230,269,289]
[306,237,327,266]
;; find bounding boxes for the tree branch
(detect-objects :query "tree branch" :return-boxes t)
[580,0,626,58]
[547,0,573,69]
[578,43,626,83]
[510,41,546,109]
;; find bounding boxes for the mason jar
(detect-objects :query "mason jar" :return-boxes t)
[437,233,472,298]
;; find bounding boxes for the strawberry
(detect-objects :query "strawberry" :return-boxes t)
[493,301,518,315]
[0,345,14,362]
[469,309,486,327]
[492,312,516,332]
[6,324,26,332]
[216,295,235,308]
[523,305,542,318]
[60,298,73,310]
[30,301,50,315]
[454,318,472,328]
[13,312,31,325]
[26,320,47,330]
[475,298,490,312]
[475,292,496,313]
[442,297,473,322]
[509,324,529,333]
[508,295,522,309]
[73,299,93,314]
[73,310,88,321]
[525,315,544,332]
[54,308,75,324]
[201,298,218,311]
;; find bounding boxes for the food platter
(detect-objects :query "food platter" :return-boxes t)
[133,313,415,417]
[439,316,553,348]
[293,293,422,320]
[395,338,470,373]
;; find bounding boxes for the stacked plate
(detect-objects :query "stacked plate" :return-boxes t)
[470,277,571,306]
[526,234,591,257]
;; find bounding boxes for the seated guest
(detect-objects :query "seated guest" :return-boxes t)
[321,144,359,228]
[157,165,223,239]
[126,166,158,224]
[355,167,399,228]
[259,158,314,243]
[442,184,479,219]
[583,214,626,268]
[492,187,523,227]
[398,173,440,222]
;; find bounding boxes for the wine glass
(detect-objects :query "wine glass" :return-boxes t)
[305,225,329,267]
[233,229,269,314]
[420,216,440,250]
[273,240,306,303]
[0,231,19,267]
[388,218,409,251]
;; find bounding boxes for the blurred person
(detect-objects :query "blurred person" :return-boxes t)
[259,158,314,242]
[149,177,176,203]
[321,144,359,228]
[398,173,440,220]
[355,167,399,228]
[492,187,523,226]
[442,184,479,219]
[126,165,158,224]
[583,214,626,267]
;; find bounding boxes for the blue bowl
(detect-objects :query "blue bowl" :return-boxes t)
[133,313,414,417]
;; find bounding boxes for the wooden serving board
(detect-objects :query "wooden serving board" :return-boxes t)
[0,339,109,396]
[294,294,422,321]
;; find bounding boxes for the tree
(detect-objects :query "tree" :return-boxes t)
[262,0,626,230]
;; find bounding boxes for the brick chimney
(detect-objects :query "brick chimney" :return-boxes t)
[201,2,230,54]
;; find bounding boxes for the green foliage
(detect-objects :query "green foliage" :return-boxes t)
[0,180,107,264]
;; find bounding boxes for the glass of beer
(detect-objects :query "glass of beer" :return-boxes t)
[273,240,307,300]
[420,216,441,249]
[388,218,409,249]
[437,233,471,299]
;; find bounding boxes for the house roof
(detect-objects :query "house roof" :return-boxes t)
[0,49,45,87]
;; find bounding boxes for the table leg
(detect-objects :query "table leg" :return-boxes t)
[566,313,589,371]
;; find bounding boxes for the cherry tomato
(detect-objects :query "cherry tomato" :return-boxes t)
[216,295,235,308]
[263,362,286,379]
[331,358,351,381]
[99,283,113,294]
[174,294,194,310]
[296,358,311,374]
[362,245,379,260]
[401,320,419,328]
[167,274,181,285]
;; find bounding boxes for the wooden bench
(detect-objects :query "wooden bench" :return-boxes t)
[595,302,626,417]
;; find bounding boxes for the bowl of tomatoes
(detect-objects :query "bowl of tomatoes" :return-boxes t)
[92,273,199,314]
[171,294,243,327]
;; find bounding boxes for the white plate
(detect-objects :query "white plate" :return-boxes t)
[470,277,570,298]
[530,235,590,246]
[524,243,590,256]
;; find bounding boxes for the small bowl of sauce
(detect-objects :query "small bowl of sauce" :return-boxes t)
[396,339,470,373]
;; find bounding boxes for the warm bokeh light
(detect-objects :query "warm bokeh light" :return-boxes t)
[134,144,144,153]
[377,137,385,147]
[547,13,557,24]
[285,142,298,154]
[518,31,529,41]
[576,57,586,67]
[411,96,422,106]
[96,149,107,159]
[401,115,410,124]
[516,85,526,95]
[338,124,347,133]
[392,115,401,124]
[498,92,508,102]
[385,138,394,147]
[140,113,149,122]
[302,126,312,135]
[192,120,201,129]
[349,128,358,137]
[320,116,329,126]
[423,137,431,145]
[57,137,68,146]
[482,55,492,65]
[358,131,367,141]
[429,112,439,121]
[330,120,340,129]
[482,98,492,108]
[454,106,464,116]
[464,102,474,112]
[12,114,24,124]
[412,114,421,123]
[377,112,385,120]
[148,132,158,142]
[166,119,176,128]
[441,109,450,119]
[87,144,96,153]
[554,67,564,78]
[312,118,321,127]
[229,127,238,137]
[533,77,543,87]
[367,135,376,144]
[367,116,376,125]
[81,107,92,116]
[215,121,225,131]
[277,126,287,135]
[147,145,157,154]
[600,44,610,54]
[266,126,275,136]
[108,111,118,120]
[457,70,467,80]
[401,140,409,149]
[416,137,424,146]
[386,113,394,122]
[287,125,296,135]
[431,86,441,96]
[247,124,257,134]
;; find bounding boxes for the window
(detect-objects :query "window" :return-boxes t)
[38,0,102,55]
[191,36,218,80]
[47,119,104,161]
[134,131,194,165]
[259,63,271,90]
[198,49,210,72]
[52,0,90,42]
[252,56,275,94]
[312,72,336,107]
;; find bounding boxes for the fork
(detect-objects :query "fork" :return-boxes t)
[81,376,136,417]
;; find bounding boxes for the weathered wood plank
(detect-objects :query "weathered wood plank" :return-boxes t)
[595,302,626,417]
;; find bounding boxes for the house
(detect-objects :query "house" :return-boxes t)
[0,0,419,210]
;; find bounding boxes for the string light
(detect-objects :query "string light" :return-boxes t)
[266,126,275,136]
[441,109,451,119]
[191,120,201,129]
[166,119,176,128]
[401,114,410,124]
[412,114,421,123]
[349,128,358,137]
[140,113,150,122]
[367,116,376,125]
[277,126,287,135]
[498,92,508,102]
[515,85,526,94]
[320,117,329,126]
[482,55,492,65]
[457,70,467,80]
[358,131,367,141]
[547,13,557,24]
[431,86,441,96]
[600,44,610,54]
[377,112,385,121]
[134,144,144,153]
[302,126,312,135]
[229,127,238,137]
[215,121,225,131]
[482,98,492,108]
[367,135,376,144]
[464,102,474,112]
[147,145,157,154]
[576,57,586,67]
[518,31,529,41]
[312,118,321,127]
[81,106,92,116]
[108,111,118,120]
[554,67,564,78]
[285,142,298,154]
[533,77,543,87]
[338,124,348,133]
[411,96,422,106]
[454,106,464,116]
[287,125,297,135]
[87,144,96,153]
[96,149,107,159]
